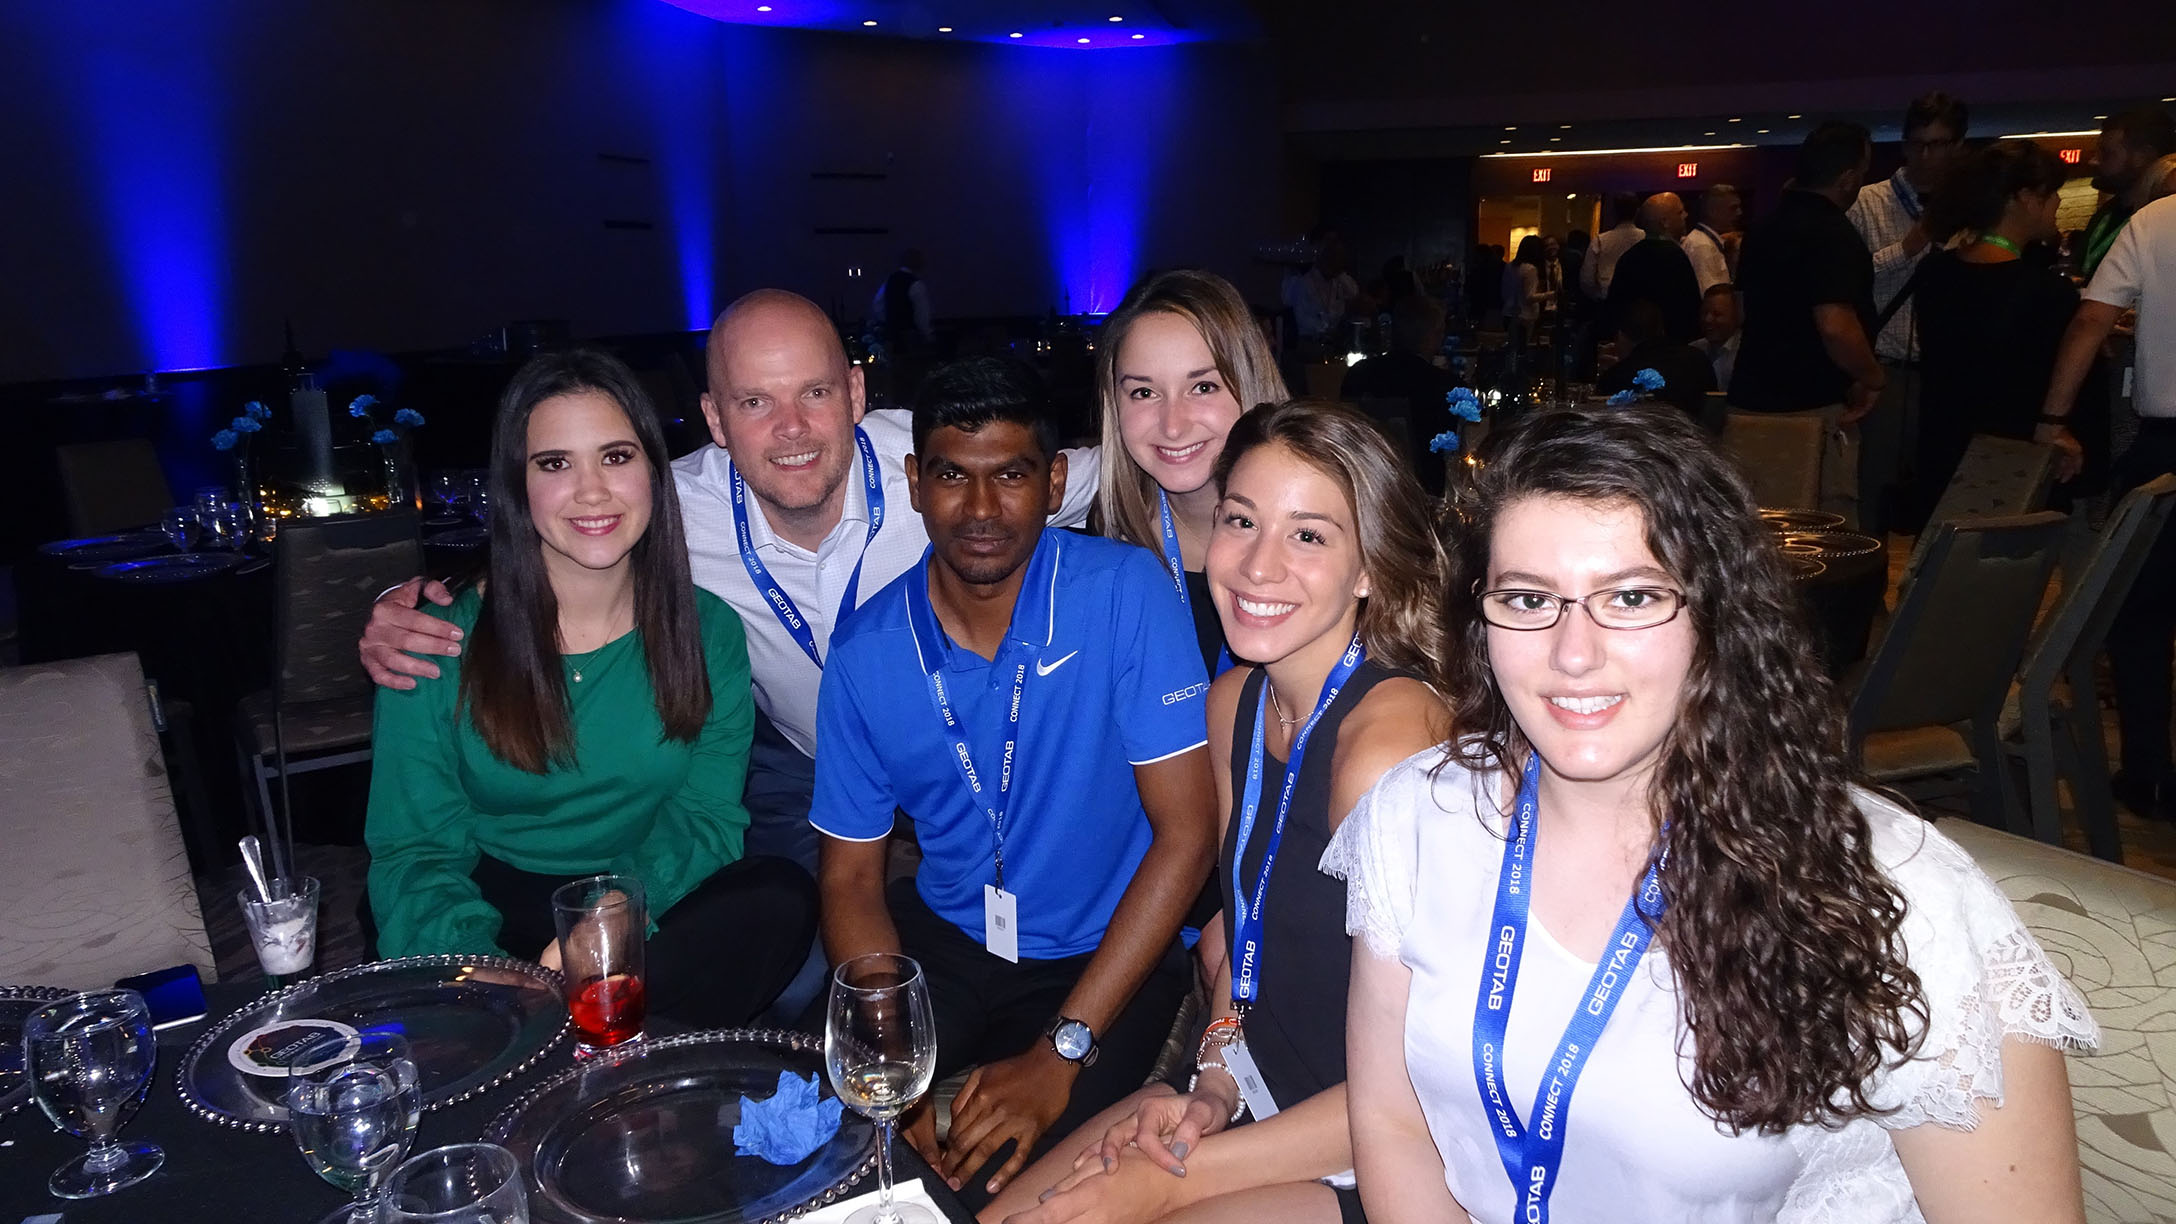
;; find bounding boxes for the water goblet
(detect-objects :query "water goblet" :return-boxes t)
[24,990,164,1199]
[825,953,938,1224]
[551,874,646,1057]
[382,1143,529,1223]
[160,507,201,551]
[428,470,463,515]
[286,1028,422,1224]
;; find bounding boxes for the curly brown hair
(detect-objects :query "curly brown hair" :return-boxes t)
[1441,404,1926,1133]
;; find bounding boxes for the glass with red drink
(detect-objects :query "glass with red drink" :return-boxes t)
[550,874,647,1057]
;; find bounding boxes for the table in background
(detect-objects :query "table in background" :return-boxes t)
[11,528,488,873]
[0,977,972,1223]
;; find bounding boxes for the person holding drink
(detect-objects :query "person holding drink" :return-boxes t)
[365,348,817,1032]
[1328,404,2099,1222]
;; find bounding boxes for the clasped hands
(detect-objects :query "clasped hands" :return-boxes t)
[903,1045,1078,1200]
[995,1080,1240,1223]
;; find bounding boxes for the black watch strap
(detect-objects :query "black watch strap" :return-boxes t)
[1042,1015,1101,1067]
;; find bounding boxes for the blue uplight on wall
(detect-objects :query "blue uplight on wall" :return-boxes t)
[24,6,230,373]
[1042,50,1178,314]
[621,0,728,330]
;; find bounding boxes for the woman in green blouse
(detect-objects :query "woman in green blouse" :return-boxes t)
[366,348,815,1026]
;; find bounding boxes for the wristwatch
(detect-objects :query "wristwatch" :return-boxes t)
[1042,1016,1101,1067]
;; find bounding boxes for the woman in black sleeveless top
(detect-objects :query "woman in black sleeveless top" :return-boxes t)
[985,400,1451,1224]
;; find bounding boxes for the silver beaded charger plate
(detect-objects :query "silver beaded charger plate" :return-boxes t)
[0,985,77,1121]
[178,954,567,1133]
[1758,508,1848,533]
[38,531,171,566]
[484,1029,878,1224]
[96,551,249,583]
[1781,530,1883,558]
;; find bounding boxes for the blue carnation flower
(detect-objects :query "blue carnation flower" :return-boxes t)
[1632,368,1666,393]
[372,428,399,445]
[231,415,262,433]
[243,400,271,421]
[394,408,425,427]
[1606,389,1640,406]
[1446,387,1484,422]
[1429,429,1461,454]
[349,394,378,418]
[212,429,240,451]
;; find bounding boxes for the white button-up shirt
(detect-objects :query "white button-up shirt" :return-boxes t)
[2085,195,2176,418]
[672,407,1100,757]
[1580,221,1647,300]
[1847,171,1928,362]
[1683,224,1732,294]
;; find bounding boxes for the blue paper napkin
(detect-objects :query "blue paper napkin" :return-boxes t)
[735,1070,845,1165]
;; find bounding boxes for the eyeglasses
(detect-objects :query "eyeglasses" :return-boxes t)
[1477,586,1686,631]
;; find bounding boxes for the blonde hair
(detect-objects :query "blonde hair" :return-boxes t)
[1094,270,1288,549]
[1211,400,1449,678]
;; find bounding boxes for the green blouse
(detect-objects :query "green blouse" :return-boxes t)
[365,586,754,958]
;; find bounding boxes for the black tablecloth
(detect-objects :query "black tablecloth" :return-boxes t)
[0,979,971,1223]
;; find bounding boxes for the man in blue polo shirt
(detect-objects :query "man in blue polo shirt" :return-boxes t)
[812,356,1216,1211]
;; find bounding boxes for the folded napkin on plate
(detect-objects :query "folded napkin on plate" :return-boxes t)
[735,1070,845,1165]
[795,1177,943,1223]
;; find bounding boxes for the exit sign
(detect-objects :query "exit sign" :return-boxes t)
[1531,167,1552,183]
[2059,147,2083,164]
[1677,162,1699,178]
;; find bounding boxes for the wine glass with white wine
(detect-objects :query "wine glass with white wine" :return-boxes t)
[825,953,938,1224]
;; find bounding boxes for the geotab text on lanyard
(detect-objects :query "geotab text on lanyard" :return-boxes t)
[1157,491,1235,677]
[1470,753,1667,1224]
[730,426,885,667]
[1229,633,1364,1012]
[904,565,1029,892]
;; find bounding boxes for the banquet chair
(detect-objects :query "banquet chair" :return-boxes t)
[56,438,175,536]
[1999,474,2176,860]
[1934,817,2176,1224]
[1850,512,2066,823]
[1718,412,1822,511]
[237,512,422,855]
[1905,435,2058,578]
[0,652,217,988]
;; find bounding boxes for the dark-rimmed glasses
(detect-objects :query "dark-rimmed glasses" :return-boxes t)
[1477,586,1686,631]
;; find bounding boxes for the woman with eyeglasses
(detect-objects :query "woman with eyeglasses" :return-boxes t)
[1326,404,2097,1223]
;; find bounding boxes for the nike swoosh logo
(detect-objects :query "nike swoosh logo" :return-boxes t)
[1036,650,1079,677]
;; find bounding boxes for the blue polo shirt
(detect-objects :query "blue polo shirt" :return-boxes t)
[810,529,1210,959]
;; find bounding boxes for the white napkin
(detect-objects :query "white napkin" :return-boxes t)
[794,1175,946,1223]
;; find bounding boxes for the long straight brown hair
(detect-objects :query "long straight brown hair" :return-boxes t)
[460,349,710,773]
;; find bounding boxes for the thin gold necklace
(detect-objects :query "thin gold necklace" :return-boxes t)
[1265,679,1304,727]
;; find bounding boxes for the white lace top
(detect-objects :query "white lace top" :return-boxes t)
[1320,750,2099,1224]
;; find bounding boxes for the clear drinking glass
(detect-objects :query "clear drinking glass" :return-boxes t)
[551,874,646,1057]
[238,874,320,989]
[382,1142,529,1223]
[287,1028,422,1224]
[160,507,201,551]
[24,990,164,1199]
[824,953,938,1224]
[428,470,462,515]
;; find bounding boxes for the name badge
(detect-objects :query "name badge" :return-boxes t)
[983,885,1019,963]
[1222,1038,1280,1120]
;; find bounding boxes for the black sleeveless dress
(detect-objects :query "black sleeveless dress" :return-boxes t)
[1218,660,1404,1112]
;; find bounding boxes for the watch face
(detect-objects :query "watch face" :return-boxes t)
[1053,1021,1093,1060]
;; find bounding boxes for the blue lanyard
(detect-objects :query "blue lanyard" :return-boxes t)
[1891,170,1922,222]
[904,558,1030,891]
[1229,634,1364,1010]
[1469,754,1668,1224]
[729,427,885,667]
[1157,490,1236,677]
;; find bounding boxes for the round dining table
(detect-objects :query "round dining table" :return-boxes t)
[0,974,973,1224]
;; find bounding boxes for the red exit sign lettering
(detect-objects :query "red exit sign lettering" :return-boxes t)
[2059,147,2083,164]
[1531,167,1552,183]
[1677,162,1699,178]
